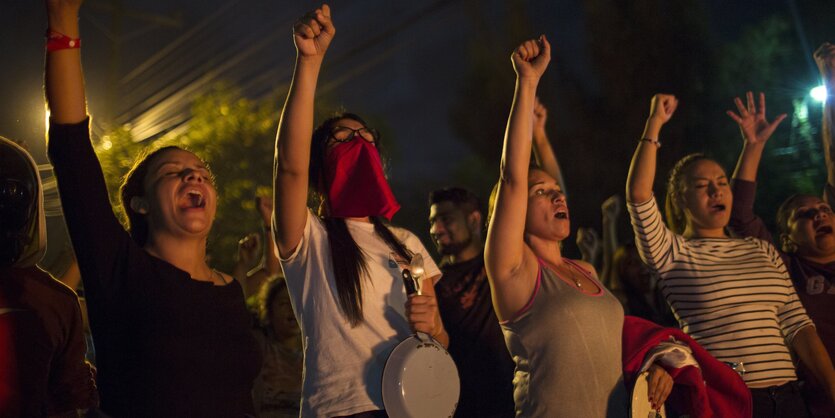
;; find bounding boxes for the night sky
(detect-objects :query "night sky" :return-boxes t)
[2,0,830,267]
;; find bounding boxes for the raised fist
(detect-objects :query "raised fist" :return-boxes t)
[647,94,678,127]
[512,35,551,81]
[293,4,335,59]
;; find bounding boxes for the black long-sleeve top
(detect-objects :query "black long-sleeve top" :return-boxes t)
[47,119,261,417]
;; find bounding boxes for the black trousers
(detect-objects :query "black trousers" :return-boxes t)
[750,381,810,418]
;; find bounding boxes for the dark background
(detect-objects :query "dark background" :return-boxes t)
[2,0,833,273]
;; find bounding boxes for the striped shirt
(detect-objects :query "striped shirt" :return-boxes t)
[628,197,813,387]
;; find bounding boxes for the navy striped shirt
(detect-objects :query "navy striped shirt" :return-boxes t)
[628,197,813,387]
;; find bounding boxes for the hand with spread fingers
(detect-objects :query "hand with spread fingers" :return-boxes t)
[512,35,551,81]
[726,91,787,146]
[645,363,673,411]
[293,4,335,60]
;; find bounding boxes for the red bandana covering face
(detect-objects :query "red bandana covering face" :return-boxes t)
[324,136,401,220]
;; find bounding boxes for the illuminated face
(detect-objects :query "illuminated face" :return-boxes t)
[524,169,569,242]
[142,149,217,240]
[680,160,731,236]
[784,196,835,258]
[429,201,476,256]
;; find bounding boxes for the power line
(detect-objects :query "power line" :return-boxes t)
[111,0,459,142]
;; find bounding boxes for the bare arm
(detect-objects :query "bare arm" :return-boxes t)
[532,97,565,193]
[729,92,787,182]
[233,233,264,297]
[45,0,86,124]
[484,36,550,320]
[239,197,282,297]
[58,256,82,291]
[257,196,281,277]
[815,43,835,203]
[626,95,677,204]
[273,5,334,258]
[576,227,600,269]
[600,194,621,288]
[792,326,835,405]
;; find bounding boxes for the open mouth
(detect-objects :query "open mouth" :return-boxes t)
[710,203,726,212]
[184,189,206,209]
[815,225,833,236]
[554,209,569,219]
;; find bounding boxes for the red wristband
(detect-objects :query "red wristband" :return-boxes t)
[640,137,662,148]
[46,29,81,52]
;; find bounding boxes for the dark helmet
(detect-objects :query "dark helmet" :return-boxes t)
[0,137,40,267]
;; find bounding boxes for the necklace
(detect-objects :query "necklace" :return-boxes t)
[565,262,583,289]
[563,264,583,288]
[547,260,583,288]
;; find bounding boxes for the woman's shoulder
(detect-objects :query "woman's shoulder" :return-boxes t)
[380,223,419,244]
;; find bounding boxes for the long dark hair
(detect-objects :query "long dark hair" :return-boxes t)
[119,145,188,247]
[311,113,411,326]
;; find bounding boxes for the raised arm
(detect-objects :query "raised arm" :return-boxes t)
[532,97,566,193]
[576,227,601,270]
[233,232,262,296]
[484,36,550,320]
[626,94,677,204]
[273,4,334,258]
[727,92,786,241]
[256,195,281,276]
[815,43,835,205]
[729,92,787,182]
[600,194,621,288]
[45,0,86,123]
[236,196,282,298]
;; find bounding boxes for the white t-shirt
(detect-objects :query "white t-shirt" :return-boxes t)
[280,211,442,418]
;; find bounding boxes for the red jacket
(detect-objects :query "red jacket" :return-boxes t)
[622,316,752,418]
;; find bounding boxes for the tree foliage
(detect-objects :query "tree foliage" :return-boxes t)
[710,16,826,234]
[94,84,280,273]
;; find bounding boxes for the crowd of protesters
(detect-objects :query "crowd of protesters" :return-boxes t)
[2,1,835,417]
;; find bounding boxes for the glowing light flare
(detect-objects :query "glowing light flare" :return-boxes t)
[44,109,50,132]
[101,139,113,150]
[811,85,828,103]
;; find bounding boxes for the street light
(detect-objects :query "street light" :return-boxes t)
[810,85,828,103]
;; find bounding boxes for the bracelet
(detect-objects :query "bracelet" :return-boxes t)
[640,137,661,148]
[46,29,81,52]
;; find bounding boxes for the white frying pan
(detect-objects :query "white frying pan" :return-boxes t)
[382,254,460,418]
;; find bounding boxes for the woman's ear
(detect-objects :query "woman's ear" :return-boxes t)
[130,196,149,215]
[781,233,798,253]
